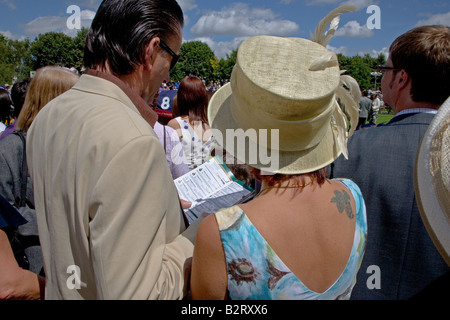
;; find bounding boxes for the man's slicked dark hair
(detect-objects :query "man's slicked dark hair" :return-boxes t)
[84,0,184,76]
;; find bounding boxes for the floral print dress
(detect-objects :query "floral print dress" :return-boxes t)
[215,179,367,300]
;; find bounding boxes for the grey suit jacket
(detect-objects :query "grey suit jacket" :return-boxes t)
[359,96,372,118]
[330,112,449,300]
[0,131,43,275]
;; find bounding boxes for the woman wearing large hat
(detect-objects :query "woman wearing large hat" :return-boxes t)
[190,6,367,300]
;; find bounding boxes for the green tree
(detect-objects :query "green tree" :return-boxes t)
[71,28,89,72]
[3,30,386,90]
[31,32,77,69]
[217,50,237,82]
[349,55,373,90]
[210,56,220,81]
[172,41,215,82]
[10,38,33,80]
[0,34,32,84]
[0,34,14,84]
[337,53,386,91]
[337,53,350,73]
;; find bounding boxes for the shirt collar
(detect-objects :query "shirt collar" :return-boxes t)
[394,108,438,118]
[85,69,158,128]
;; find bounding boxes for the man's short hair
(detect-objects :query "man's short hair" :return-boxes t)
[84,0,184,76]
[389,25,450,105]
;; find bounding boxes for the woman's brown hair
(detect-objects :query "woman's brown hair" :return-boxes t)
[174,76,209,124]
[250,166,328,189]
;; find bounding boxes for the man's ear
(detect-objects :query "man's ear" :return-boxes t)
[144,37,160,71]
[397,69,410,91]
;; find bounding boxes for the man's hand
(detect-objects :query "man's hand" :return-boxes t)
[180,199,192,210]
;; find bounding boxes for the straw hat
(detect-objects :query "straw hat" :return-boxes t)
[208,6,360,174]
[414,96,450,266]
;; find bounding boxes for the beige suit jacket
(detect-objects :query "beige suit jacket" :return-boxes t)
[27,74,200,299]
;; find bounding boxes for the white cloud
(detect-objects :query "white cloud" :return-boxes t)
[335,20,374,38]
[191,36,247,59]
[327,44,389,59]
[22,16,67,37]
[326,44,350,56]
[176,0,198,31]
[0,30,26,41]
[177,0,198,12]
[1,0,15,10]
[341,0,376,9]
[190,3,299,37]
[306,0,340,5]
[357,47,389,59]
[306,0,376,8]
[81,10,96,21]
[375,47,389,59]
[21,10,96,38]
[415,11,450,27]
[77,0,101,9]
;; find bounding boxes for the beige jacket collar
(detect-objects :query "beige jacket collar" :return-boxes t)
[83,69,158,128]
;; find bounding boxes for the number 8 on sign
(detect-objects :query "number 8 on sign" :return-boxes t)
[161,97,171,110]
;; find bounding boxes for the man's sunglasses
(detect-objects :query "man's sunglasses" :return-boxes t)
[159,39,180,70]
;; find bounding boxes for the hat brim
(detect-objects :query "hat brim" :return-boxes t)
[414,96,450,266]
[208,83,344,174]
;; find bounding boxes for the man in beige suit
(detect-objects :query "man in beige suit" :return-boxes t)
[26,0,201,299]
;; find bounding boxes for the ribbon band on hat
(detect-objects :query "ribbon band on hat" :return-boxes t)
[229,74,337,152]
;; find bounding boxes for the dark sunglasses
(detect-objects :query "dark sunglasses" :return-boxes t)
[159,39,180,70]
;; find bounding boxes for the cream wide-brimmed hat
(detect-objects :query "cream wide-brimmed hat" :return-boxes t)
[208,6,360,174]
[414,96,450,266]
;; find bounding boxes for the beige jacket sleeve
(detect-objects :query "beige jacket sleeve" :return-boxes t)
[88,134,199,299]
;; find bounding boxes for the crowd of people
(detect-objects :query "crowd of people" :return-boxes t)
[356,89,386,129]
[0,0,448,301]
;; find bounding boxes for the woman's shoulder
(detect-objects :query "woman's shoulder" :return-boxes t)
[158,122,177,135]
[167,118,181,130]
[332,178,362,195]
[0,131,23,152]
[332,178,367,228]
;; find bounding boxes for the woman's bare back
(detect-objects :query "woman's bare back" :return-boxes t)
[239,179,356,293]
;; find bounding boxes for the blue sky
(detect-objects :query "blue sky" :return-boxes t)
[1,0,449,58]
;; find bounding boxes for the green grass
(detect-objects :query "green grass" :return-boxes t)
[376,114,394,125]
[361,109,394,126]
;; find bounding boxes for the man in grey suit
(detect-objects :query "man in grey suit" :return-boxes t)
[329,25,450,300]
[357,90,372,129]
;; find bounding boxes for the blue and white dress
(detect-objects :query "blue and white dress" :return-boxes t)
[215,179,367,300]
[174,117,215,170]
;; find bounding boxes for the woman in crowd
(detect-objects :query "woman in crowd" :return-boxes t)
[190,7,367,300]
[168,75,215,170]
[0,66,79,299]
[0,78,32,141]
[0,88,13,134]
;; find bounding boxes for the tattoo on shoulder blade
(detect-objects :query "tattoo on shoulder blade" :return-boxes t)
[330,189,354,219]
